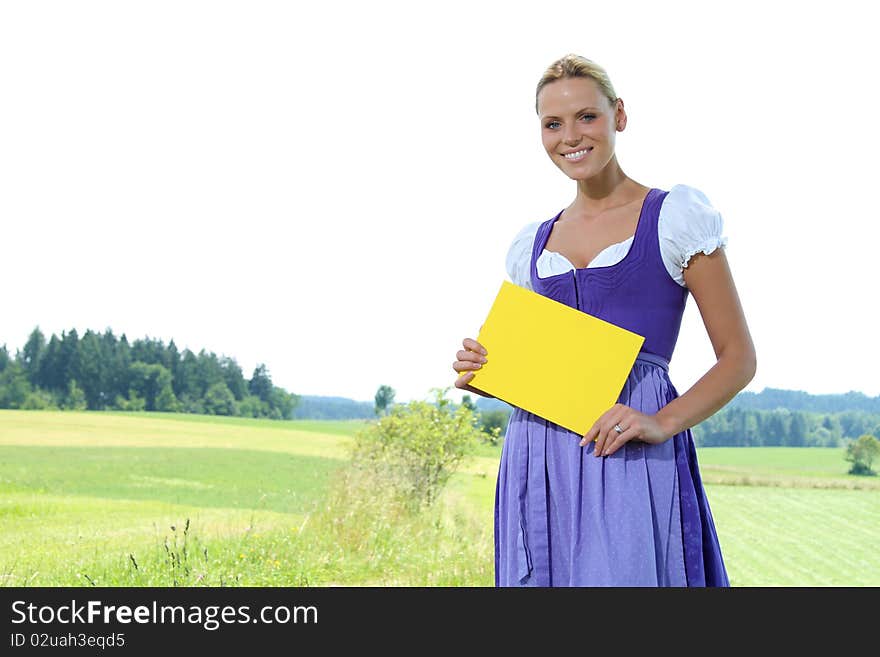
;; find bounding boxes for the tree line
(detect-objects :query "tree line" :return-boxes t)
[692,406,880,448]
[291,395,375,420]
[0,327,299,419]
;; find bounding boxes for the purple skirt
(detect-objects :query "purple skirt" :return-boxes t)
[494,352,729,587]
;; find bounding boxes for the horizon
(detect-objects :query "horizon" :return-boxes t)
[297,385,880,406]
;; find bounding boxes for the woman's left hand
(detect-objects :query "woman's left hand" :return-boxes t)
[579,403,674,457]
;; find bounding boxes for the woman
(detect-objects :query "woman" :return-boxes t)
[453,54,756,586]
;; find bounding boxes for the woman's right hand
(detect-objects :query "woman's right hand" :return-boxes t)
[452,338,494,398]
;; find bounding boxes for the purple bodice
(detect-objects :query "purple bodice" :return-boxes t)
[530,188,688,362]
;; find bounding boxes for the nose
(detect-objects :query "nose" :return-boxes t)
[562,123,581,146]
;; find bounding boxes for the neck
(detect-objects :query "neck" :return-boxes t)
[573,157,633,212]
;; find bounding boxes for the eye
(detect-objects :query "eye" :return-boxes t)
[544,120,561,130]
[580,113,597,122]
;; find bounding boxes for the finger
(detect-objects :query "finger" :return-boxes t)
[580,419,601,447]
[462,338,487,356]
[456,349,487,365]
[601,426,637,457]
[593,423,611,456]
[452,358,483,374]
[583,404,630,451]
[580,408,614,453]
[454,371,475,389]
[580,405,619,448]
[595,418,626,457]
[600,416,632,455]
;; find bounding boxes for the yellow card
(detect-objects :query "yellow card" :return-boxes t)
[469,281,645,435]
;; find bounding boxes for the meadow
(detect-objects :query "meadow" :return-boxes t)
[0,410,877,586]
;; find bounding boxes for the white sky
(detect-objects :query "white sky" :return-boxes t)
[1,1,878,404]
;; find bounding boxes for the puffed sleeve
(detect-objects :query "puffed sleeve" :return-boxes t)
[658,184,728,287]
[505,222,540,291]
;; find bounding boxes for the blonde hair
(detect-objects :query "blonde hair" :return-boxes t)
[535,54,618,114]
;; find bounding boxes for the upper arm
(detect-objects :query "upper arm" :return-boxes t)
[659,184,728,288]
[683,248,756,369]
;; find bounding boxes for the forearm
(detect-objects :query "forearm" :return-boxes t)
[655,345,756,438]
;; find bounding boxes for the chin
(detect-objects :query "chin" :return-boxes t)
[560,166,593,181]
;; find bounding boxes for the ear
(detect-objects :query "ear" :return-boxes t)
[615,98,627,131]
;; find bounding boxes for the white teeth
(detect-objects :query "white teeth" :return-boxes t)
[564,148,591,159]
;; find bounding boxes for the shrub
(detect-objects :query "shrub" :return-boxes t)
[180,394,204,415]
[62,380,88,411]
[203,382,238,416]
[21,389,59,410]
[114,390,146,412]
[478,408,511,446]
[350,387,482,509]
[0,363,31,408]
[238,394,266,418]
[155,384,180,412]
[846,434,880,476]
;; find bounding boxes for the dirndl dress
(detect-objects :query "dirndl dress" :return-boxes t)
[494,187,729,587]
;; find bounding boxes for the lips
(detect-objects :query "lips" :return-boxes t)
[562,147,592,161]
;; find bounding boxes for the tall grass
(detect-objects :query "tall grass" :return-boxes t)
[0,407,493,587]
[22,463,493,587]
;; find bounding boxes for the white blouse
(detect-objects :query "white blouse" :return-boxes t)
[506,184,728,290]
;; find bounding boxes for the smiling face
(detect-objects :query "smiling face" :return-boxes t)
[537,76,623,181]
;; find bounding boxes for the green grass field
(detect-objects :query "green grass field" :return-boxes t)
[1,410,877,586]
